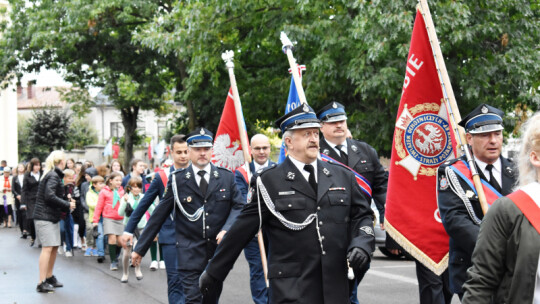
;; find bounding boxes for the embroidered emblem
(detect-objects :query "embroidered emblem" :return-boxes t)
[505,166,513,176]
[279,191,295,196]
[360,226,374,236]
[303,104,309,112]
[213,170,219,178]
[332,102,337,108]
[323,168,330,176]
[439,176,449,190]
[185,172,191,179]
[287,172,295,180]
[186,196,192,203]
[247,188,254,203]
[466,190,475,199]
[351,145,358,152]
[322,149,330,155]
[481,105,488,114]
[200,129,205,135]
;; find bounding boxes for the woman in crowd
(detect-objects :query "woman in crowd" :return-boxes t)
[462,112,540,303]
[12,163,28,237]
[23,158,42,246]
[33,150,76,293]
[110,159,125,178]
[92,171,125,271]
[0,167,14,227]
[65,158,75,170]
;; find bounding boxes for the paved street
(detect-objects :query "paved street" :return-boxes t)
[0,226,459,303]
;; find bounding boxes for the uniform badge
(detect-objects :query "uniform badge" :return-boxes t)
[287,172,295,180]
[332,102,337,108]
[213,170,219,178]
[247,188,254,203]
[439,176,449,190]
[187,196,192,203]
[279,191,295,196]
[322,149,330,155]
[360,226,374,236]
[185,172,191,179]
[505,166,513,176]
[200,129,205,135]
[466,190,475,199]
[351,145,358,152]
[303,104,309,112]
[481,105,488,114]
[323,168,330,176]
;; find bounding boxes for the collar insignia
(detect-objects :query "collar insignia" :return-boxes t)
[323,168,330,176]
[185,172,191,179]
[466,190,475,199]
[213,170,219,178]
[481,106,488,114]
[351,145,358,152]
[505,166,513,176]
[287,172,295,180]
[322,149,330,155]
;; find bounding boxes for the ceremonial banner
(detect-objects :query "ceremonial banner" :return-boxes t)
[278,66,305,163]
[385,9,458,275]
[103,138,113,157]
[212,87,249,171]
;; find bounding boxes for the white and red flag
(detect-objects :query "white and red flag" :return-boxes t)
[211,87,249,171]
[385,8,458,275]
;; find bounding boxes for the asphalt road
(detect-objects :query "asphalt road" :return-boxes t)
[0,226,459,304]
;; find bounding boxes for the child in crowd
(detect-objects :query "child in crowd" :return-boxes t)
[118,176,153,282]
[61,169,77,257]
[85,175,104,257]
[92,172,124,271]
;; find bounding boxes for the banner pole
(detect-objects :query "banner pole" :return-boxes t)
[280,32,308,105]
[418,0,489,214]
[221,50,269,287]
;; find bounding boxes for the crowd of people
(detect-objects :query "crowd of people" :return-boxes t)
[1,102,539,304]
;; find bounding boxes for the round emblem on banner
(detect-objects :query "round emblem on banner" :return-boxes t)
[404,114,452,166]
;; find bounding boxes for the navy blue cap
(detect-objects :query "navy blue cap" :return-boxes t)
[186,128,214,147]
[274,103,321,133]
[317,101,347,123]
[458,104,504,134]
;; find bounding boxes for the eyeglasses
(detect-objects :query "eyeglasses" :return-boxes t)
[252,146,270,151]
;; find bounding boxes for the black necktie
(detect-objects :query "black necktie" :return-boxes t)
[198,170,208,197]
[485,164,502,193]
[336,144,348,164]
[304,164,317,193]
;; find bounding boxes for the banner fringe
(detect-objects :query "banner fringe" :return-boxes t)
[384,219,448,276]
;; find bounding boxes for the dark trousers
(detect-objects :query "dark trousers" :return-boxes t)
[243,236,268,304]
[415,260,453,304]
[178,269,222,304]
[161,243,185,304]
[27,217,36,240]
[16,208,27,234]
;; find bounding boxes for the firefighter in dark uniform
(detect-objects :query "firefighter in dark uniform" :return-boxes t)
[199,104,375,304]
[132,127,244,304]
[437,104,517,299]
[316,101,388,303]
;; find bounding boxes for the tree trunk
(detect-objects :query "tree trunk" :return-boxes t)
[177,59,196,130]
[121,106,139,171]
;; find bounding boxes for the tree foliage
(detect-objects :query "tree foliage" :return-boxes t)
[22,108,71,160]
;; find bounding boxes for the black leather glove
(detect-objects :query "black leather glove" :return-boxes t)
[199,270,218,297]
[347,247,370,269]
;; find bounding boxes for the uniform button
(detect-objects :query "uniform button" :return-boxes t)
[206,226,210,229]
[322,251,326,255]
[319,221,323,225]
[278,271,282,275]
[317,207,321,211]
[321,236,325,240]
[340,199,344,202]
[206,212,209,216]
[207,238,210,241]
[204,200,207,203]
[288,204,292,208]
[222,195,226,198]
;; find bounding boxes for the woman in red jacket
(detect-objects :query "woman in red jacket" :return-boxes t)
[92,172,124,271]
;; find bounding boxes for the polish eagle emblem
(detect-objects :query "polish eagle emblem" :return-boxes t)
[212,133,245,171]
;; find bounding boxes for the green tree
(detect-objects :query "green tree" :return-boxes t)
[0,0,177,169]
[136,0,539,156]
[65,117,98,150]
[21,107,71,160]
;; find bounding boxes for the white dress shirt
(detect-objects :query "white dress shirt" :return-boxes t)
[289,156,318,183]
[192,164,211,186]
[474,157,502,187]
[325,138,348,157]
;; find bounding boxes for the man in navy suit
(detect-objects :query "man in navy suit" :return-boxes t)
[234,134,274,304]
[121,134,189,304]
[133,128,244,304]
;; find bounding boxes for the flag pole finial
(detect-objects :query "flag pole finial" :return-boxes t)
[221,50,235,69]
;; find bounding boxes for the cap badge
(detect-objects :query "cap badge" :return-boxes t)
[200,129,205,135]
[332,102,337,108]
[287,172,295,180]
[481,106,488,114]
[303,104,309,112]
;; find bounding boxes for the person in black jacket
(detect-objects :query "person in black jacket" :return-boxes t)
[12,163,27,238]
[22,158,42,246]
[33,151,76,293]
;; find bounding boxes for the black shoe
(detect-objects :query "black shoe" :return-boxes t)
[97,256,105,263]
[30,239,35,247]
[36,281,55,293]
[22,232,28,239]
[45,275,63,288]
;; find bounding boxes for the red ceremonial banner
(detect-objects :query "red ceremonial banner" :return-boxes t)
[211,87,249,171]
[385,9,458,275]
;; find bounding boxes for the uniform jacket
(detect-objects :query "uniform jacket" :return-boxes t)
[462,195,540,304]
[22,171,41,219]
[33,167,70,223]
[320,137,387,223]
[124,166,177,245]
[134,164,244,271]
[206,157,375,304]
[437,155,517,294]
[92,185,125,222]
[12,175,23,209]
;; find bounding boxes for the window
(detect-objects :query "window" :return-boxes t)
[111,122,124,139]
